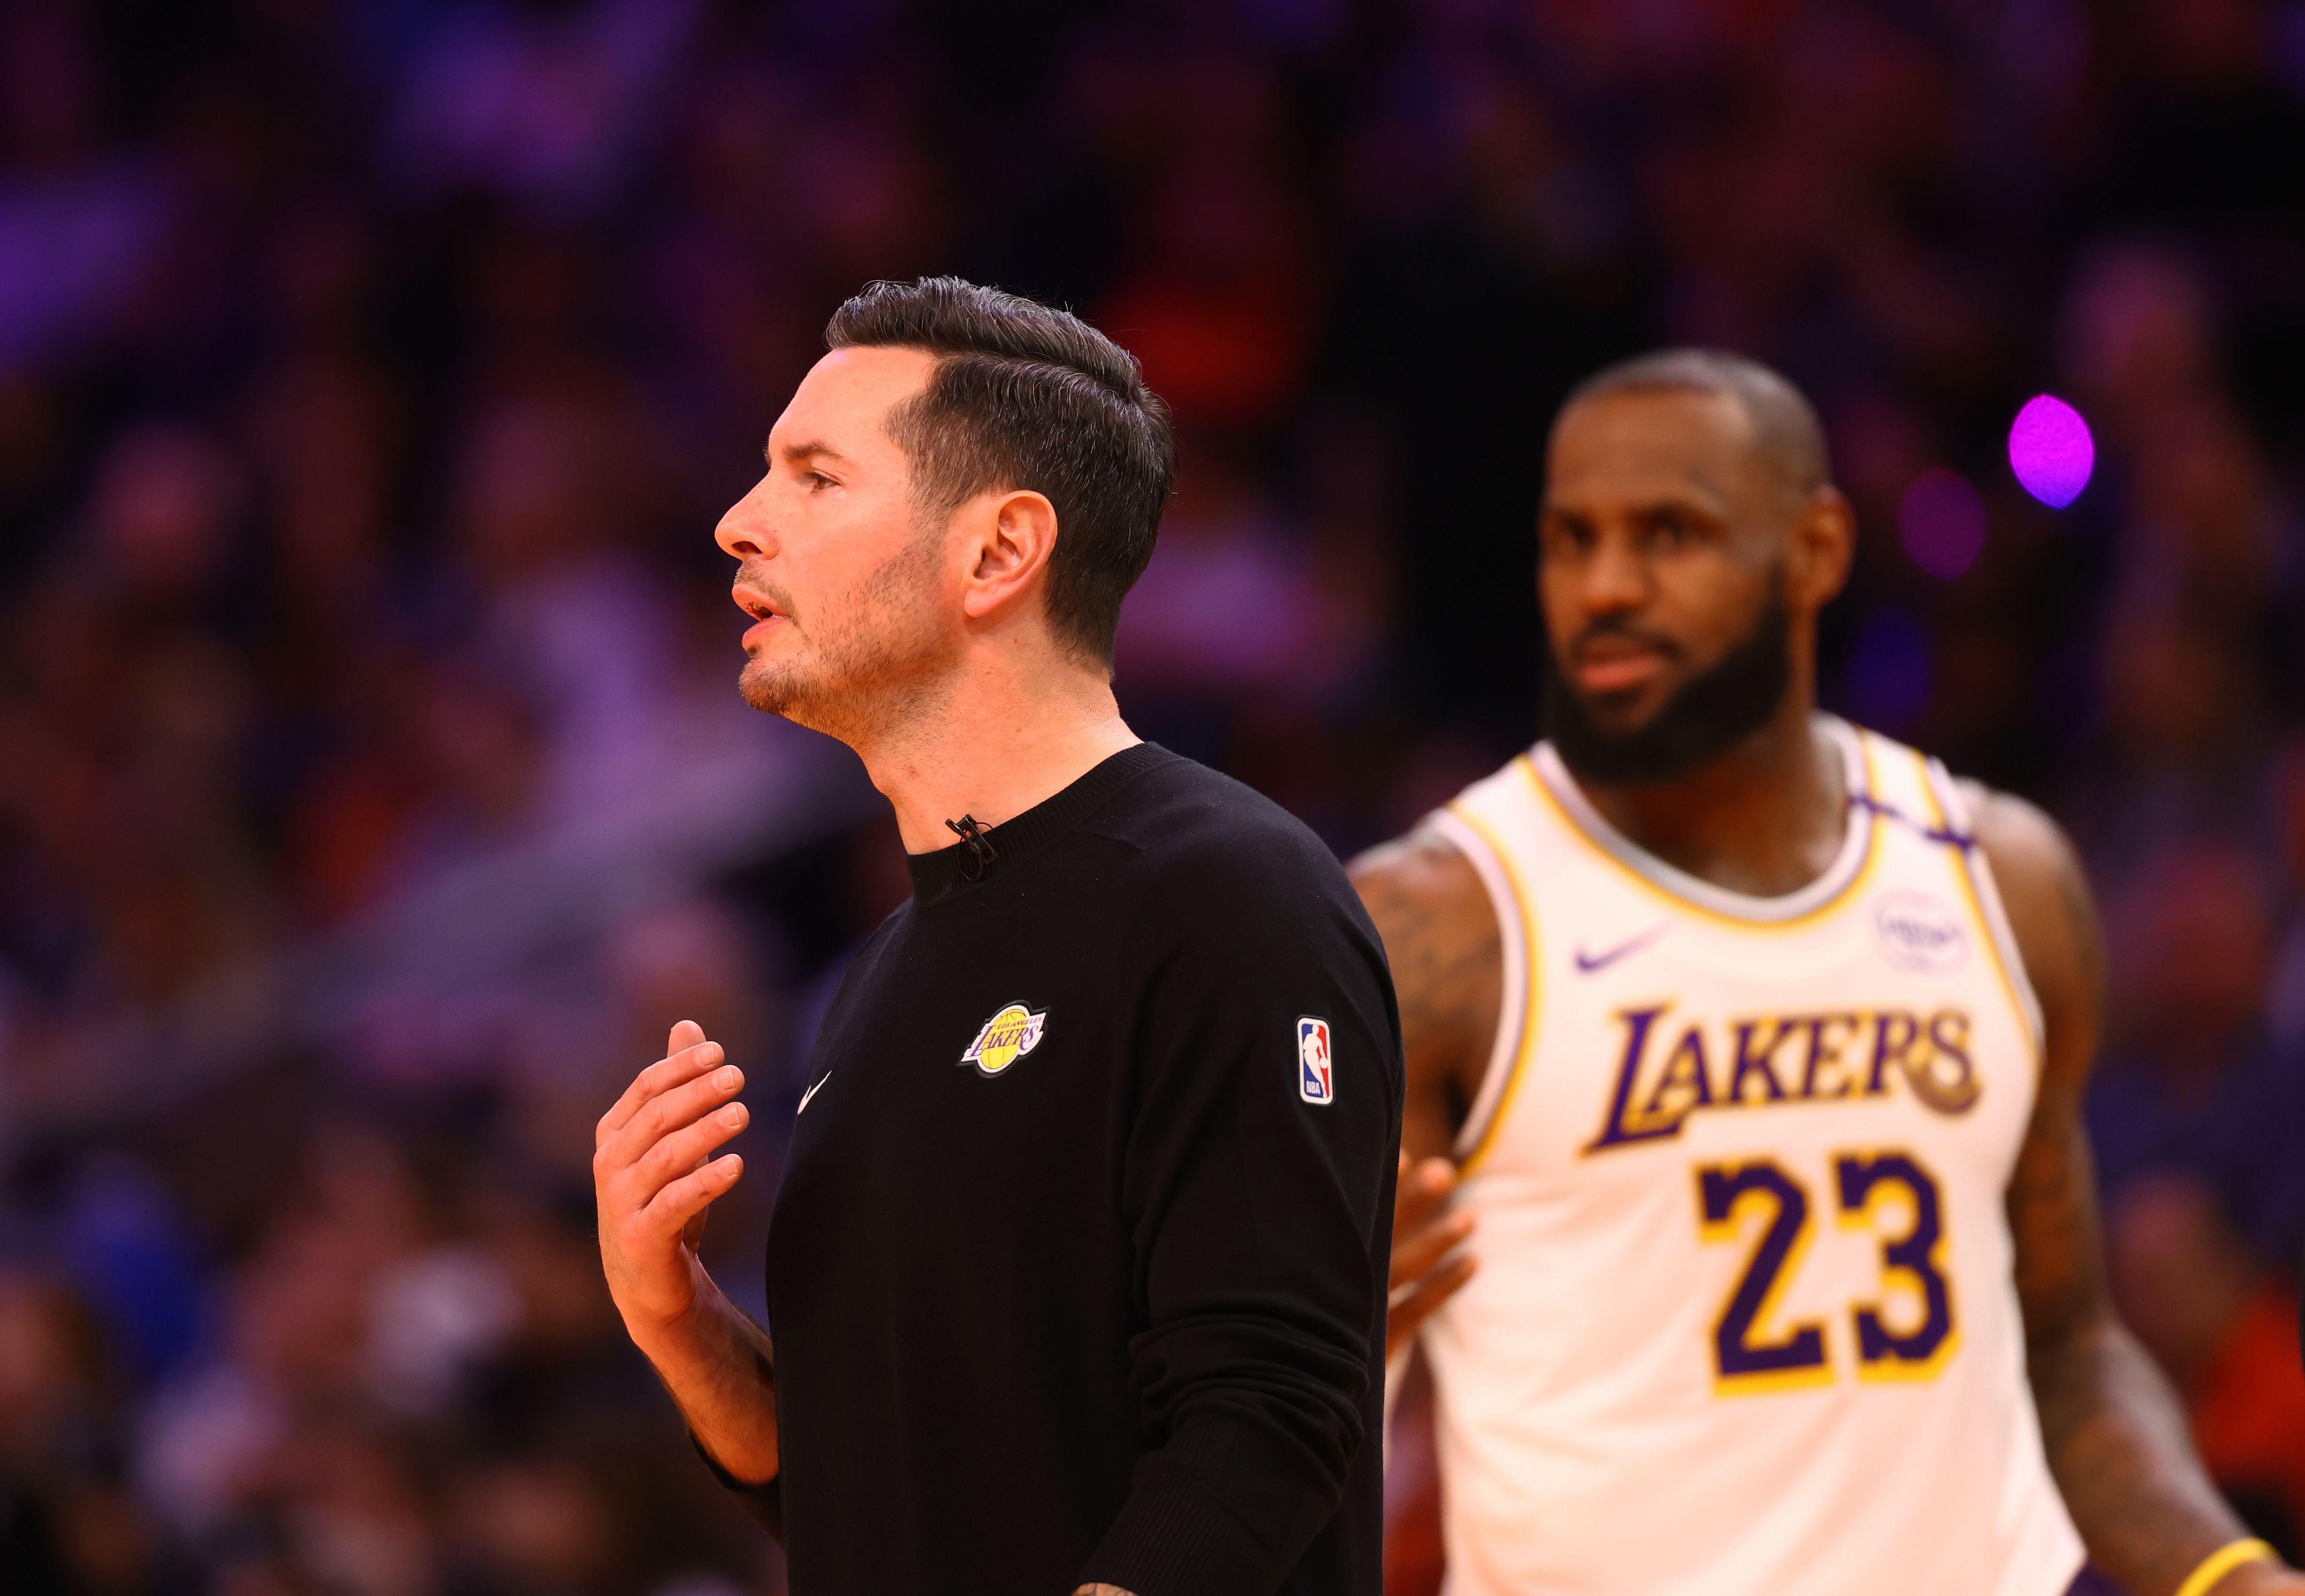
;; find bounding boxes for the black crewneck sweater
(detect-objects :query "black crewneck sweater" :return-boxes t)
[750,743,1401,1596]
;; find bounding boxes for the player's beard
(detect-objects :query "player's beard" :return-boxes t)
[736,525,957,744]
[1544,578,1792,787]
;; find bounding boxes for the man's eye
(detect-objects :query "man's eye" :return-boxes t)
[806,472,834,490]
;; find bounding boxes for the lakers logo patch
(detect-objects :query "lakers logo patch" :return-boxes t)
[961,1001,1047,1077]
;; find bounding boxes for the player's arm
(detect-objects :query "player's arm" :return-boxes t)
[1972,787,2301,1596]
[1349,825,1501,1356]
[595,1020,781,1488]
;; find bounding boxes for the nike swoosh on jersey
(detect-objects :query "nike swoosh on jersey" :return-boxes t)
[1572,923,1670,973]
[797,1073,831,1115]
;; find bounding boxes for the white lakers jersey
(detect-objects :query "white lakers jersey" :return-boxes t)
[1420,718,2084,1596]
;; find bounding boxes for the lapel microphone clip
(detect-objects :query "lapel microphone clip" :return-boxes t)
[946,814,998,881]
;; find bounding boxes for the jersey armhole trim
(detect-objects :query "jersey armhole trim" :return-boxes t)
[1429,801,1540,1173]
[1915,753,2046,1063]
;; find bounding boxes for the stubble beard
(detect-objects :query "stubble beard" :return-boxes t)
[736,529,956,747]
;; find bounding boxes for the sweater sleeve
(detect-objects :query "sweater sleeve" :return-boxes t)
[689,1434,785,1543]
[1077,836,1403,1596]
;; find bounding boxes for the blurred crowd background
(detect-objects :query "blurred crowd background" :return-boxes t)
[0,1,2302,1593]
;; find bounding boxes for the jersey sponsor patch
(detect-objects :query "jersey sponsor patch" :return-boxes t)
[1871,889,1970,974]
[961,1001,1046,1077]
[1297,1016,1334,1104]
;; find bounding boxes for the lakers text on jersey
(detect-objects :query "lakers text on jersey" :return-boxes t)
[1420,718,2085,1596]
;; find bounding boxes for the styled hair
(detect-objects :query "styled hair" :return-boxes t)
[1562,348,1831,498]
[825,277,1175,666]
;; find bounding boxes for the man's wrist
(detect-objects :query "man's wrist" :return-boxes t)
[640,1283,781,1487]
[2181,1539,2286,1596]
[621,1256,726,1363]
[2211,1554,2301,1596]
[621,1294,708,1367]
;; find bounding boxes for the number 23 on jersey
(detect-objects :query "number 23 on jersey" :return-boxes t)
[1696,1149,1957,1393]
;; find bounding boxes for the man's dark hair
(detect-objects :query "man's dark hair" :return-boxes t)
[1562,348,1830,500]
[826,277,1175,666]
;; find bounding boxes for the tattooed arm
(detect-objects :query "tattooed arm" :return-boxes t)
[1969,786,2300,1596]
[1349,825,1502,1356]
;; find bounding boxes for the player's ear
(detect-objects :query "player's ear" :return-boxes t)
[960,488,1060,624]
[1785,485,1855,612]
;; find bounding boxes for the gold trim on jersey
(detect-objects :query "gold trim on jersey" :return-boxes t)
[1519,735,1887,933]
[1445,797,1543,1177]
[1911,752,2044,1074]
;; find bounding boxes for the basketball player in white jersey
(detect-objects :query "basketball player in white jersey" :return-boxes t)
[1354,351,2301,1596]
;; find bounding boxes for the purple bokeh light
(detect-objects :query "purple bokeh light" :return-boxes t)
[1898,467,1987,580]
[2007,394,2094,508]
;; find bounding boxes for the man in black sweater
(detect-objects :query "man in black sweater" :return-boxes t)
[591,278,1402,1596]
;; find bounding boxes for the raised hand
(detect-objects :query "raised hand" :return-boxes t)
[594,1020,750,1341]
[1388,1150,1477,1361]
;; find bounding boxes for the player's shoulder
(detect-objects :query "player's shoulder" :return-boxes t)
[1936,767,2101,1056]
[1852,721,2082,910]
[1344,747,1530,940]
[1347,819,1490,932]
[1949,776,2085,913]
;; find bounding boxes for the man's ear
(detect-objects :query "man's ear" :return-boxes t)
[1786,485,1856,613]
[960,489,1060,625]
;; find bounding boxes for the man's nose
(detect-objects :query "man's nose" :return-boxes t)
[714,478,778,561]
[1580,533,1651,615]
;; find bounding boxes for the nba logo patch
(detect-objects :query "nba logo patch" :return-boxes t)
[1297,1017,1334,1105]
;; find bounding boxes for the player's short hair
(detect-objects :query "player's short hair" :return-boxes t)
[826,277,1175,667]
[1563,349,1831,500]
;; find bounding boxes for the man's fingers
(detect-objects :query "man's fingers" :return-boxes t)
[1385,1153,1476,1356]
[1386,1251,1478,1359]
[597,1040,719,1144]
[1392,1176,1445,1237]
[667,1019,705,1056]
[628,1099,751,1195]
[1391,1155,1459,1239]
[1395,1251,1478,1316]
[624,1064,743,1154]
[1390,1210,1476,1292]
[597,1041,730,1146]
[603,1038,723,1134]
[595,1077,747,1197]
[640,1154,745,1237]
